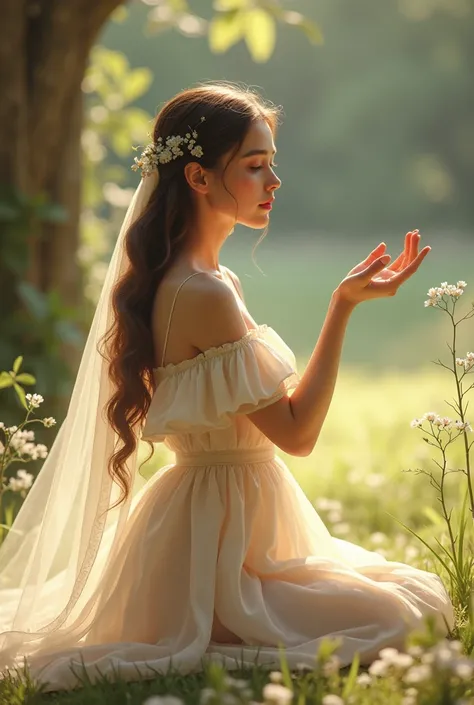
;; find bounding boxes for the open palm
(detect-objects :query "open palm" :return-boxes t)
[348,230,422,282]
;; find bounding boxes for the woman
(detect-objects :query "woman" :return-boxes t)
[0,82,454,693]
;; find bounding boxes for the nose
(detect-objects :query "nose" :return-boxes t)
[268,172,281,192]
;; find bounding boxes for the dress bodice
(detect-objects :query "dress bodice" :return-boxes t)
[141,325,300,458]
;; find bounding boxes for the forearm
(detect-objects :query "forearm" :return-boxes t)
[289,290,356,453]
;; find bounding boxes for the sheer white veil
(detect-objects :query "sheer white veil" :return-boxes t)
[0,170,159,672]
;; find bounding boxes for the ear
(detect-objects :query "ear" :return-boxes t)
[184,162,209,195]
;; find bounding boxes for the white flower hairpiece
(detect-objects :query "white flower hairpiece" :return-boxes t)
[132,116,206,177]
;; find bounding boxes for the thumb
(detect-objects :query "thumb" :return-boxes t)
[358,254,391,281]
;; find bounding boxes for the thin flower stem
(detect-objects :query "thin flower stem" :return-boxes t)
[450,309,474,517]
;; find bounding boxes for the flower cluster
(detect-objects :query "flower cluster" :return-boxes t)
[132,117,206,177]
[424,280,467,307]
[5,469,34,494]
[0,426,49,460]
[456,351,474,372]
[410,412,472,432]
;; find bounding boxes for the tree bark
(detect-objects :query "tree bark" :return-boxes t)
[0,0,123,416]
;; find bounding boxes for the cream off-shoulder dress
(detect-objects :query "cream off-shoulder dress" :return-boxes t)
[28,271,454,691]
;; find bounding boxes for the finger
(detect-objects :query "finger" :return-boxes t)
[363,242,387,266]
[358,254,392,282]
[408,229,420,263]
[390,245,431,286]
[347,243,387,276]
[388,230,414,272]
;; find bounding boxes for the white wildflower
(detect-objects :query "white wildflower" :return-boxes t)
[25,393,44,408]
[407,644,424,658]
[7,469,34,493]
[370,532,387,545]
[422,412,440,423]
[42,417,56,428]
[262,683,293,705]
[410,418,423,428]
[403,664,432,684]
[322,656,342,676]
[453,659,473,680]
[0,422,4,429]
[401,696,416,705]
[322,696,344,705]
[356,673,371,687]
[379,647,400,663]
[316,498,342,512]
[327,509,342,523]
[200,688,216,705]
[457,281,467,289]
[6,426,18,434]
[368,659,389,677]
[143,698,184,705]
[269,671,283,683]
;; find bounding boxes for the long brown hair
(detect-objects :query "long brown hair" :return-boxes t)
[99,82,281,509]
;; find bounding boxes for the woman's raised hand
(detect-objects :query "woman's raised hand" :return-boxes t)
[334,230,431,306]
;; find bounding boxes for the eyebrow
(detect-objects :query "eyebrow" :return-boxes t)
[241,148,277,158]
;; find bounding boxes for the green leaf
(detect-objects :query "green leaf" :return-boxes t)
[209,11,245,54]
[342,651,360,697]
[122,69,153,105]
[244,8,276,63]
[293,16,324,45]
[14,373,36,386]
[0,372,14,389]
[12,356,23,374]
[111,6,128,23]
[13,383,28,411]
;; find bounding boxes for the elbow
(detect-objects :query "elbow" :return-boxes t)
[284,434,316,458]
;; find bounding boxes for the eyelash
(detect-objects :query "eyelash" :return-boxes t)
[250,163,278,171]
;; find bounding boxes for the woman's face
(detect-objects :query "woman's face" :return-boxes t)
[208,119,282,229]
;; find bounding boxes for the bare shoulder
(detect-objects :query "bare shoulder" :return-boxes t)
[176,270,248,351]
[221,265,245,300]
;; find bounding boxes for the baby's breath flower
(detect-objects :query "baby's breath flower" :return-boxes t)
[422,412,440,423]
[454,420,472,431]
[262,683,293,705]
[7,469,34,493]
[322,696,344,705]
[42,417,56,427]
[25,393,44,408]
[356,673,371,687]
[403,664,431,684]
[132,121,205,177]
[269,671,283,683]
[368,659,389,677]
[410,418,423,428]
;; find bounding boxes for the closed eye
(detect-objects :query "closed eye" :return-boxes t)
[250,163,278,171]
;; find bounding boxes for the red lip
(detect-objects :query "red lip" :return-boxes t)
[259,199,274,209]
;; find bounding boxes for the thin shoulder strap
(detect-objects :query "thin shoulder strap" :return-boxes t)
[160,271,207,367]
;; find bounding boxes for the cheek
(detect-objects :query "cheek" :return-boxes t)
[230,172,260,199]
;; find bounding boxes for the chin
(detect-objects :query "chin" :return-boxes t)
[239,214,271,230]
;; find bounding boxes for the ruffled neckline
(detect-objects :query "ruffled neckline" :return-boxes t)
[153,324,271,378]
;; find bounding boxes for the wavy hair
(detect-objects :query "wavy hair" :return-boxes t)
[100,82,281,508]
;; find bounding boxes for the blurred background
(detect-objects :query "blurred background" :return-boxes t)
[0,0,473,452]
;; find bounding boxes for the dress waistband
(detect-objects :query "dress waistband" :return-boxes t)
[174,447,276,466]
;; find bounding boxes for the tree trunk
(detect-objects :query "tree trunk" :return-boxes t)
[0,0,122,421]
